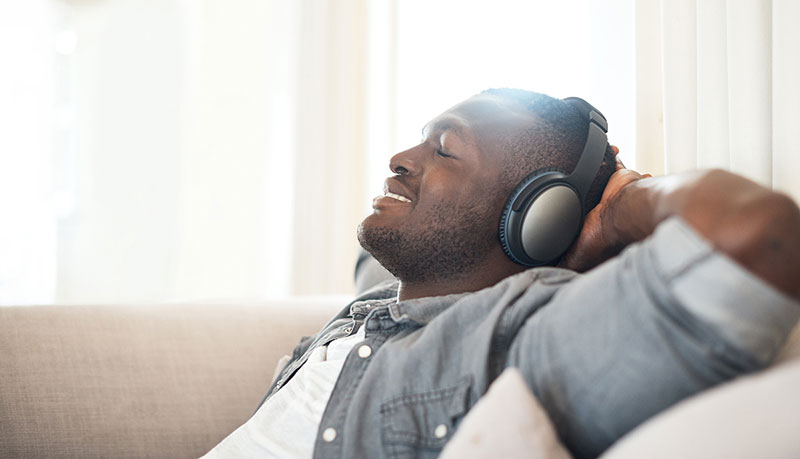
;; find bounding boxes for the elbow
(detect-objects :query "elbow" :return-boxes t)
[709,188,800,299]
[649,168,800,298]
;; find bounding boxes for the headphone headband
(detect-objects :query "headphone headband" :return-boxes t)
[562,97,608,199]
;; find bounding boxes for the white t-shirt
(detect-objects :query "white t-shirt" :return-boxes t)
[202,326,365,458]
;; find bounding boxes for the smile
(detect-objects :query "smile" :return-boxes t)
[383,191,412,203]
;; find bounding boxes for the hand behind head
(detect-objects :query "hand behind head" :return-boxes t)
[558,146,651,272]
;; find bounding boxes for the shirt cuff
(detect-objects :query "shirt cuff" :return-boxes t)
[649,216,800,365]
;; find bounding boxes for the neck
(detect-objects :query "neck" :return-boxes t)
[396,250,526,301]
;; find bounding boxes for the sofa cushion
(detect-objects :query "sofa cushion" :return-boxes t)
[440,368,572,459]
[601,323,800,458]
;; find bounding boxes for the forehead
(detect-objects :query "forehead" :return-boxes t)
[423,95,536,149]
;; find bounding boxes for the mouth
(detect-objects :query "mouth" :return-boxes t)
[382,191,412,203]
[371,177,415,211]
[382,177,415,203]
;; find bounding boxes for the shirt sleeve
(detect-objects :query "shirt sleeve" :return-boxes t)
[507,216,799,458]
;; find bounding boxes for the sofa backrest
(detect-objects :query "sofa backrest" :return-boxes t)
[0,300,342,458]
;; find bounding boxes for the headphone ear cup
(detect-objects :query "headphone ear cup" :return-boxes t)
[518,184,582,263]
[499,169,568,266]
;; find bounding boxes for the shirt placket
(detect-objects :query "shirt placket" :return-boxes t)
[313,305,402,458]
[269,300,386,397]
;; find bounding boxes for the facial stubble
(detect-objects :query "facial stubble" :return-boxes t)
[357,199,499,285]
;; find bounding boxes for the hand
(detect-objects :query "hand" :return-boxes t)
[558,146,651,272]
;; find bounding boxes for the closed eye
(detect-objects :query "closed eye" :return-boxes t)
[436,149,453,158]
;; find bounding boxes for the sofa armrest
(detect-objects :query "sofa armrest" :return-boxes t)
[0,299,343,459]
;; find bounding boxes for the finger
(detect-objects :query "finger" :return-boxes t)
[622,169,644,180]
[610,169,643,183]
[610,146,626,170]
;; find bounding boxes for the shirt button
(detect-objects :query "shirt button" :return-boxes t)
[434,424,448,439]
[322,427,337,442]
[357,344,372,359]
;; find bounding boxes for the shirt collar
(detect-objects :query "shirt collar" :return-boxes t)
[349,297,396,319]
[349,282,470,326]
[388,290,472,326]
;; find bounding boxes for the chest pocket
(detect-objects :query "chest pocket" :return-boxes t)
[379,377,472,459]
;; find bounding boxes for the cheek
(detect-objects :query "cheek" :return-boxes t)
[424,167,493,197]
[417,171,469,207]
[416,165,505,219]
[472,185,510,227]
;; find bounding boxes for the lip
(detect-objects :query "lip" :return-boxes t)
[372,194,411,210]
[383,177,416,203]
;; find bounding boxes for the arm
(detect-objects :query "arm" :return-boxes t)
[563,167,800,300]
[517,166,800,456]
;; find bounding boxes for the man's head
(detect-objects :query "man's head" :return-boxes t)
[483,88,616,210]
[357,89,616,298]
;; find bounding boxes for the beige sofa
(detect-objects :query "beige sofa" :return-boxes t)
[0,300,343,458]
[2,299,799,458]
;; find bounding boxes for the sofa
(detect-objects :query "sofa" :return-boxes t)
[0,299,345,458]
[2,298,799,458]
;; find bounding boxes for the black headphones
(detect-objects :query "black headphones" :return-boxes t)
[498,97,608,267]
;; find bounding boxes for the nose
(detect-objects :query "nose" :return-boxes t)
[389,146,421,176]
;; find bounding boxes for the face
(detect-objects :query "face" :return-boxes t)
[357,95,537,284]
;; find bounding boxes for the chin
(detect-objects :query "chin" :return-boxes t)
[356,217,378,254]
[356,217,401,276]
[357,212,400,247]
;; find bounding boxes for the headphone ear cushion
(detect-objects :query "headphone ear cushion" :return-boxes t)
[499,168,567,265]
[498,199,516,262]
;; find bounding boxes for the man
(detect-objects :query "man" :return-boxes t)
[205,89,800,458]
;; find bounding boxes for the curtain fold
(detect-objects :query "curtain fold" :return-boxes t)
[696,0,729,169]
[772,0,800,200]
[291,0,369,295]
[727,0,772,184]
[635,0,665,176]
[661,0,697,174]
[635,0,800,202]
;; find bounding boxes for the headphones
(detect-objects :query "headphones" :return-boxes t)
[499,97,608,267]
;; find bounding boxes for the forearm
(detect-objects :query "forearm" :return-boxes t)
[605,169,800,299]
[519,205,799,457]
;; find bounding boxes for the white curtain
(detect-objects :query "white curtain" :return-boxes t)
[2,0,637,305]
[635,0,800,202]
[174,0,369,299]
[18,0,769,305]
[290,0,370,295]
[0,1,60,304]
[21,0,369,304]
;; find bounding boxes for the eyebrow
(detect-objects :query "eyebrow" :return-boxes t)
[421,118,467,140]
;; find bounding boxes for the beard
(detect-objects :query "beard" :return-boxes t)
[357,199,499,285]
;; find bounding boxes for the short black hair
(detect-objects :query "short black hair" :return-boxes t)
[481,88,616,214]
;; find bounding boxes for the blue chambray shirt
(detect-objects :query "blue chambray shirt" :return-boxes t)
[258,217,799,458]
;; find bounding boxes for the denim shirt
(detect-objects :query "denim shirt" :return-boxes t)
[259,217,799,458]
